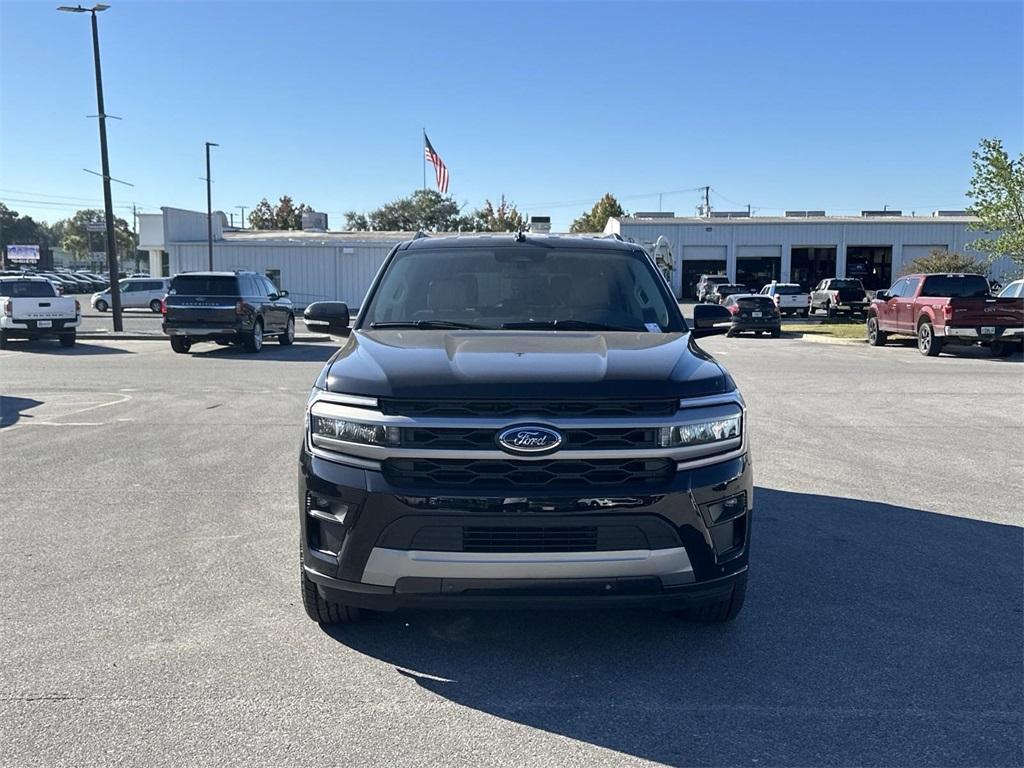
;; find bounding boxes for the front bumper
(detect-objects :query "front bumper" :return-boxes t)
[299,445,752,611]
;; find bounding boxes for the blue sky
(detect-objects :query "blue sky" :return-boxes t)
[1,0,1021,231]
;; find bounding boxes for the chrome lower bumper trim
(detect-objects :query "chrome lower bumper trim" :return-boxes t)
[360,546,695,587]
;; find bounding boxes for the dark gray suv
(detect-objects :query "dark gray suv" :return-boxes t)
[163,271,295,353]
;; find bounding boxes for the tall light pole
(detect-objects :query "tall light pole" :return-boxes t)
[236,205,246,230]
[205,141,218,271]
[58,3,123,330]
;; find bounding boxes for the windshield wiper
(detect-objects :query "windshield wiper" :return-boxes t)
[369,320,485,330]
[500,319,643,332]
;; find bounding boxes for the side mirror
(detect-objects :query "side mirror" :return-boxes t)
[304,301,350,335]
[691,304,732,338]
[874,290,890,301]
[278,289,289,298]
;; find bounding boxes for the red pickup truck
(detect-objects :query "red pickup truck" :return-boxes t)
[867,273,1024,356]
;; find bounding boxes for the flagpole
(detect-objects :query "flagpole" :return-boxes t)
[422,129,426,191]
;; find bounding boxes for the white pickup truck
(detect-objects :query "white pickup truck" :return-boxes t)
[759,281,811,318]
[0,276,80,348]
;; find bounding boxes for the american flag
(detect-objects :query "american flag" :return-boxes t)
[424,133,449,194]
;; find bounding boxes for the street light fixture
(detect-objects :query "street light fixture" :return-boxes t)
[58,2,123,331]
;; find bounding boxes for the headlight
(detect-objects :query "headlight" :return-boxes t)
[310,415,400,447]
[658,414,741,448]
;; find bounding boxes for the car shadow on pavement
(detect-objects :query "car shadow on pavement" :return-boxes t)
[0,340,133,355]
[187,342,338,362]
[0,395,43,428]
[324,488,1023,767]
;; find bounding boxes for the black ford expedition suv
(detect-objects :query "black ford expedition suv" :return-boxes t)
[163,271,294,353]
[299,234,748,625]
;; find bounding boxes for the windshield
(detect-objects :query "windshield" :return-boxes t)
[920,274,990,298]
[737,296,776,309]
[707,276,729,284]
[1,280,56,298]
[773,284,803,294]
[360,246,685,332]
[169,275,240,296]
[718,285,745,293]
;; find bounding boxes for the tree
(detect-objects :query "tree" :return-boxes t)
[343,211,369,230]
[248,196,317,230]
[571,193,626,233]
[0,204,54,251]
[248,198,276,229]
[900,249,989,276]
[346,190,470,232]
[54,208,134,260]
[966,138,1024,274]
[471,195,527,232]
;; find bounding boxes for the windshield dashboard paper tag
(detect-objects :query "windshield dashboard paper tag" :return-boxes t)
[644,323,661,333]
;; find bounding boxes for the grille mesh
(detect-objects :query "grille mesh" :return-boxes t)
[383,457,674,490]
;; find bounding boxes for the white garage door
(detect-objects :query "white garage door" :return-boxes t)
[682,246,727,260]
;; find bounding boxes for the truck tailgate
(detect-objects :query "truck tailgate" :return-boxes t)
[11,297,77,321]
[949,297,1024,328]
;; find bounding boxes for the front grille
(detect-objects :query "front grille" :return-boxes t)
[407,523,651,552]
[400,426,658,451]
[380,398,679,419]
[463,526,597,552]
[383,457,674,490]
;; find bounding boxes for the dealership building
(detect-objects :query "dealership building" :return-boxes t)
[138,206,1010,306]
[605,210,1009,298]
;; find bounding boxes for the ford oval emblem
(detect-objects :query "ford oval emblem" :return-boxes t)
[497,425,564,455]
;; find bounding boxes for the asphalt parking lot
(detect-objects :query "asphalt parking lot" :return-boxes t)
[1,335,1021,767]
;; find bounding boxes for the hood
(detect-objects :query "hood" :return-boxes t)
[320,330,731,400]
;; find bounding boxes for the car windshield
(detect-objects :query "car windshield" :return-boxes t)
[360,246,685,332]
[718,285,745,293]
[773,284,803,294]
[169,275,240,296]
[707,276,729,284]
[831,279,864,289]
[1,280,56,298]
[920,275,990,298]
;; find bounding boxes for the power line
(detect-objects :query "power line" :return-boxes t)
[1,196,140,212]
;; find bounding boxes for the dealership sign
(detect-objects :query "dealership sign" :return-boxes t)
[86,221,106,232]
[7,244,40,263]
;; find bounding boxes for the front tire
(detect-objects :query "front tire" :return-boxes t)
[0,332,8,349]
[170,336,192,354]
[59,332,76,348]
[867,316,887,346]
[300,548,360,625]
[243,319,263,353]
[677,571,747,623]
[278,315,295,345]
[770,327,781,338]
[149,299,162,313]
[918,321,942,357]
[95,299,108,313]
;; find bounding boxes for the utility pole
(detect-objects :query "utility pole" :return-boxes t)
[58,3,123,331]
[236,205,246,229]
[205,141,218,271]
[703,186,711,218]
